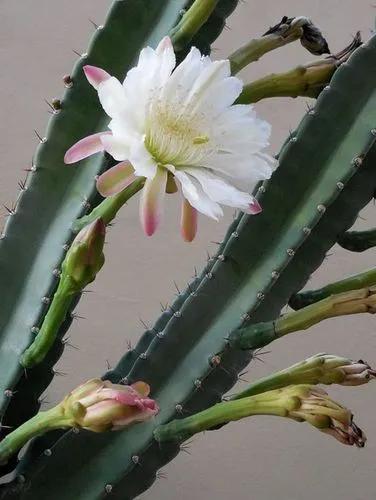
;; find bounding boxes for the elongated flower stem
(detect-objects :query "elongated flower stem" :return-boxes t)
[290,268,376,309]
[230,286,376,350]
[170,0,219,51]
[0,408,71,465]
[21,277,76,367]
[154,392,290,443]
[73,178,144,232]
[238,34,361,104]
[238,60,335,103]
[229,28,303,75]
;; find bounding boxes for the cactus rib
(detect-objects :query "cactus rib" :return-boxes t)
[337,226,376,252]
[5,35,376,500]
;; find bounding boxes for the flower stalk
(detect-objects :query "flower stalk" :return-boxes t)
[229,16,329,74]
[154,385,366,447]
[230,286,376,350]
[21,219,106,367]
[0,379,158,464]
[232,354,376,400]
[238,33,361,103]
[170,0,220,51]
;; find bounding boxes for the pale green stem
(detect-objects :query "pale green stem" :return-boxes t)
[290,268,376,309]
[238,60,335,104]
[170,0,219,51]
[229,30,303,74]
[231,287,376,350]
[154,392,291,443]
[73,177,144,232]
[0,407,72,464]
[21,276,76,368]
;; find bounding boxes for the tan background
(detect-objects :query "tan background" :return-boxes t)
[1,1,376,499]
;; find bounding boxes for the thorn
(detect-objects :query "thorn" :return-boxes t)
[39,395,50,406]
[156,470,168,480]
[238,370,249,383]
[139,318,149,329]
[18,179,27,191]
[160,302,168,312]
[71,312,86,320]
[44,98,55,112]
[193,267,198,278]
[180,441,193,455]
[106,360,112,370]
[89,18,99,29]
[126,339,132,351]
[62,337,79,350]
[3,204,16,216]
[34,130,46,143]
[173,281,180,295]
[53,369,67,377]
[72,49,82,57]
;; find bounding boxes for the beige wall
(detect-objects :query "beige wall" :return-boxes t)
[1,1,375,499]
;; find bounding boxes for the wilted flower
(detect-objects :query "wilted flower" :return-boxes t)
[65,37,275,240]
[287,385,366,447]
[64,378,159,432]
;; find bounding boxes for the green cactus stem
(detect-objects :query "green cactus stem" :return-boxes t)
[238,33,361,103]
[230,286,376,351]
[290,267,376,310]
[338,226,376,252]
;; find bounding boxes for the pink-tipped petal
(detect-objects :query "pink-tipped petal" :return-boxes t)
[140,167,167,236]
[156,36,173,54]
[83,65,111,90]
[248,197,262,215]
[181,198,198,242]
[96,161,135,197]
[64,131,111,164]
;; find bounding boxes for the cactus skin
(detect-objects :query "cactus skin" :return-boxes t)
[338,226,376,252]
[0,0,240,480]
[2,35,375,500]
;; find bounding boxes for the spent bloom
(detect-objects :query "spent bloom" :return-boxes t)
[287,385,366,447]
[65,37,275,240]
[64,378,159,432]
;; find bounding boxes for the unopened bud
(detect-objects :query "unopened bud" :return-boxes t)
[62,218,105,289]
[63,379,159,432]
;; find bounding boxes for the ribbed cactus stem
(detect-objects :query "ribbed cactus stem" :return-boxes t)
[338,227,376,252]
[290,268,376,309]
[170,0,219,50]
[230,286,376,350]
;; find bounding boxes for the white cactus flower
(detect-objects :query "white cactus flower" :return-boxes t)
[65,37,275,240]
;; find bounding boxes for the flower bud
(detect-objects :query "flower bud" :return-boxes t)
[62,218,105,289]
[63,379,159,432]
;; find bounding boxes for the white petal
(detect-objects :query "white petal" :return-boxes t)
[184,167,253,210]
[100,134,129,161]
[184,59,230,109]
[175,171,223,220]
[129,139,158,179]
[97,77,128,118]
